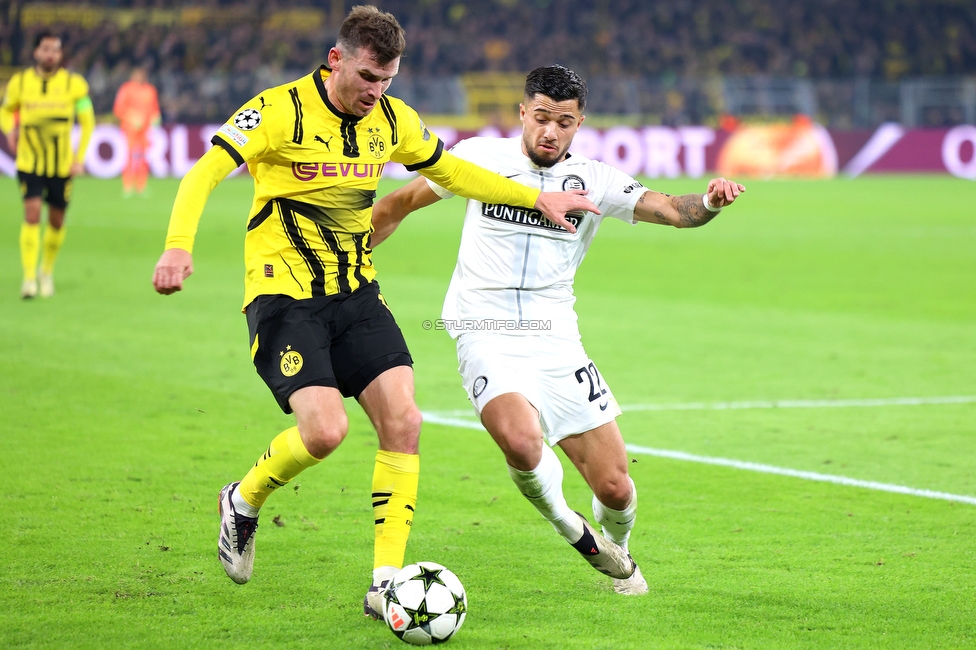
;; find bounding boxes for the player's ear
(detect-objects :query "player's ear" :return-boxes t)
[327,47,342,70]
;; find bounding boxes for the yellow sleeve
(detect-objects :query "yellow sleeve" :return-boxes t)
[210,91,287,166]
[417,149,540,208]
[0,72,21,135]
[385,97,536,206]
[74,98,95,165]
[163,147,239,253]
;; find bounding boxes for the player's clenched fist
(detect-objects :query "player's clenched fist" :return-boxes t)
[152,247,193,295]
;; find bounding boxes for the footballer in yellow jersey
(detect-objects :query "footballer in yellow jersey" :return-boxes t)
[151,5,598,618]
[0,31,95,298]
[211,66,456,308]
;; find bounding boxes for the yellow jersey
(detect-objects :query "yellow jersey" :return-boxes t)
[212,67,452,307]
[0,67,94,178]
[166,66,541,310]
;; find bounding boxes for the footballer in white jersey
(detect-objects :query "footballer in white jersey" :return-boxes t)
[430,135,643,340]
[372,65,745,596]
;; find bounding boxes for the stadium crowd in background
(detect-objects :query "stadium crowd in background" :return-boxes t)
[1,0,974,125]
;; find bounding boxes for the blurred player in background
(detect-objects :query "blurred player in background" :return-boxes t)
[113,66,160,198]
[151,6,596,618]
[0,31,94,299]
[372,65,745,595]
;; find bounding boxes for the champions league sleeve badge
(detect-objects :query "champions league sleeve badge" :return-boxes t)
[234,108,262,131]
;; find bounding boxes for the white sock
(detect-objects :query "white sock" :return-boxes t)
[592,477,637,550]
[508,444,584,543]
[373,565,398,586]
[231,485,260,518]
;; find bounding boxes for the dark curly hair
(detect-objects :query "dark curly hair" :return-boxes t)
[524,65,587,111]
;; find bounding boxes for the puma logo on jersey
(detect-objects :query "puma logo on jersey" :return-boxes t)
[314,134,332,150]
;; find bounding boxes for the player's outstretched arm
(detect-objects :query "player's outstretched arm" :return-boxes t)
[152,147,238,295]
[418,151,599,234]
[371,176,442,247]
[634,177,745,228]
[153,248,194,295]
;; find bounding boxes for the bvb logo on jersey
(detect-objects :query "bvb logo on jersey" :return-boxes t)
[280,346,303,377]
[234,108,262,131]
[368,134,385,159]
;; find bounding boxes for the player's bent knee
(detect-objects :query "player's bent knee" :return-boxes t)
[402,405,423,437]
[302,419,349,458]
[378,405,422,453]
[595,473,634,509]
[497,432,544,471]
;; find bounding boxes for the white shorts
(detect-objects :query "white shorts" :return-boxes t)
[456,332,622,445]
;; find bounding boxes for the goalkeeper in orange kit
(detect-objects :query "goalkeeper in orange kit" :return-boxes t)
[113,67,160,197]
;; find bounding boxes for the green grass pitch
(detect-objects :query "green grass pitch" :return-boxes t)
[1,173,974,649]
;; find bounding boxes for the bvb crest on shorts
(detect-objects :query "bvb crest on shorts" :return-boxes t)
[279,345,303,377]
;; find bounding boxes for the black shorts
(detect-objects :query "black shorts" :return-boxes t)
[246,282,412,413]
[18,172,71,209]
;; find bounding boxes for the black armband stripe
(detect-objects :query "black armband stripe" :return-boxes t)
[247,201,274,231]
[278,203,327,297]
[404,139,444,172]
[350,232,369,288]
[288,87,304,144]
[341,118,359,158]
[317,224,352,294]
[211,135,245,167]
[378,96,398,145]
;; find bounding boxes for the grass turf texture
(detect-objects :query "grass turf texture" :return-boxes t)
[1,174,974,649]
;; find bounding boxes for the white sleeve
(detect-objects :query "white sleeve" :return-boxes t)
[596,163,645,224]
[424,138,478,200]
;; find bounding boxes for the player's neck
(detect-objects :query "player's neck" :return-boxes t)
[33,65,60,79]
[322,78,354,116]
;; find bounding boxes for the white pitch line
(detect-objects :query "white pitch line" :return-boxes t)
[420,410,976,507]
[625,445,976,506]
[620,395,976,412]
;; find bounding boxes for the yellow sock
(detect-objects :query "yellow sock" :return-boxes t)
[237,427,321,510]
[372,450,420,570]
[40,226,66,276]
[20,223,40,281]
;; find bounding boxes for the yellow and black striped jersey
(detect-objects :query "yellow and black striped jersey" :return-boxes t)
[211,66,445,308]
[0,67,93,178]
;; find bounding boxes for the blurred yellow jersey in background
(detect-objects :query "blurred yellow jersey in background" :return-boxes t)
[1,67,93,178]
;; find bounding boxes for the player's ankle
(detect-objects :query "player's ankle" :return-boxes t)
[372,565,398,586]
[231,487,260,517]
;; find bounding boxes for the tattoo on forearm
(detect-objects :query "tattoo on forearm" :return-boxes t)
[639,192,672,225]
[671,193,716,227]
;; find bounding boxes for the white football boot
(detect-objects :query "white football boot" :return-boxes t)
[38,273,54,298]
[363,580,390,621]
[21,278,38,299]
[612,563,648,595]
[218,482,258,584]
[570,512,637,580]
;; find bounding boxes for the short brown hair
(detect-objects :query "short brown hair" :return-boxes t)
[337,5,405,66]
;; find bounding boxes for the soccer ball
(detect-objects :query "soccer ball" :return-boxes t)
[383,562,467,645]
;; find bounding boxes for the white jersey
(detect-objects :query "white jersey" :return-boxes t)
[428,136,644,339]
